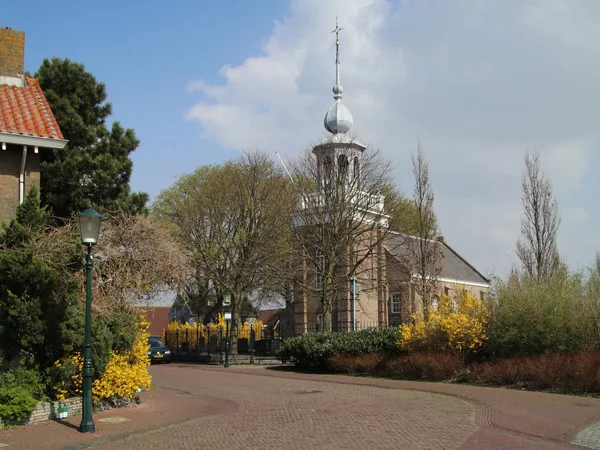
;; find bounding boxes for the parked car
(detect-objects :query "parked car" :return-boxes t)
[148,336,171,364]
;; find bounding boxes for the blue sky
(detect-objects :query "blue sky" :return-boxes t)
[4,1,600,276]
[4,0,288,197]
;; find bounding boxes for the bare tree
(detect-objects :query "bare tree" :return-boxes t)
[288,137,402,333]
[516,150,561,281]
[28,213,189,317]
[410,143,441,317]
[152,151,292,351]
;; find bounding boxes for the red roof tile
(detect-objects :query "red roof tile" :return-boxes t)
[0,76,64,140]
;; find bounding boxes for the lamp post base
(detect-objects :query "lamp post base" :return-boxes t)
[79,420,95,433]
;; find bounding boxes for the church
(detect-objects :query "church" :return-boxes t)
[287,23,489,336]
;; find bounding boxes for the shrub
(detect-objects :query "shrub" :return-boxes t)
[164,316,264,346]
[329,353,385,374]
[400,289,489,355]
[379,353,467,381]
[486,271,600,357]
[53,316,152,403]
[472,350,600,393]
[278,327,401,372]
[0,362,47,423]
[329,352,467,381]
[0,189,84,375]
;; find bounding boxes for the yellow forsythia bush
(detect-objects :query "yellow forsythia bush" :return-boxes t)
[238,320,264,339]
[164,314,228,345]
[164,316,264,344]
[54,316,152,403]
[400,289,490,355]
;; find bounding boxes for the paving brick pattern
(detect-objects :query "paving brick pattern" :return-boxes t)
[101,366,478,450]
[2,364,599,449]
[573,422,600,450]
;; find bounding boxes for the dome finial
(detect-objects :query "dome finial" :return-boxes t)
[324,17,354,134]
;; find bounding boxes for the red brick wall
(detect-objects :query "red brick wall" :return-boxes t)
[139,307,172,337]
[0,27,25,78]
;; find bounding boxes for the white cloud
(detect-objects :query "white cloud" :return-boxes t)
[185,0,600,275]
[564,205,590,226]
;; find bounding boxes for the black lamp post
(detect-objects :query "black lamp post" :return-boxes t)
[222,289,232,368]
[78,207,103,433]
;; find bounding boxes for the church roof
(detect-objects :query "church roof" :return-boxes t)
[386,232,490,286]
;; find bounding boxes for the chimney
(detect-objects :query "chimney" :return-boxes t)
[0,27,25,86]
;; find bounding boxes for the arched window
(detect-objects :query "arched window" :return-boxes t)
[353,156,360,182]
[337,154,348,183]
[324,156,333,188]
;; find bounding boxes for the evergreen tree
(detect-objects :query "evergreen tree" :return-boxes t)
[0,188,83,368]
[35,58,148,218]
[1,187,49,247]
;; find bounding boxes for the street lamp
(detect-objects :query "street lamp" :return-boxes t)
[78,207,103,433]
[350,275,360,332]
[222,289,232,368]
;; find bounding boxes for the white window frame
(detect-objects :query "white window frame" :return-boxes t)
[316,313,324,333]
[315,251,325,290]
[390,292,402,314]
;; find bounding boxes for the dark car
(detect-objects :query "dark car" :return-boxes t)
[148,336,171,364]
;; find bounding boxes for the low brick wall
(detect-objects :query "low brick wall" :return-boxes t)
[0,397,82,429]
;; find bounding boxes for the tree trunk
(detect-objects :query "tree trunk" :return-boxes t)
[230,291,242,356]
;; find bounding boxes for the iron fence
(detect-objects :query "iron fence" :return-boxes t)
[161,321,398,364]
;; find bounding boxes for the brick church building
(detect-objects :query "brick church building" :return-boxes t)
[287,23,489,335]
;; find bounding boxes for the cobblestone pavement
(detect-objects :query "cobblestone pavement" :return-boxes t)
[100,366,478,450]
[3,364,600,449]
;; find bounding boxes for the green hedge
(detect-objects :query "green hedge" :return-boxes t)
[278,328,402,372]
[0,362,47,423]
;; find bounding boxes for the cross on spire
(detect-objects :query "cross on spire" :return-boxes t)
[332,17,343,99]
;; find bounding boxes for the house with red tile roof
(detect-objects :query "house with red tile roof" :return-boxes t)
[0,27,67,223]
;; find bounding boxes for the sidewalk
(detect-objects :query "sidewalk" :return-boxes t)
[0,386,236,450]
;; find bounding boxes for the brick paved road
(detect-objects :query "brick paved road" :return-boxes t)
[3,364,596,449]
[101,365,478,450]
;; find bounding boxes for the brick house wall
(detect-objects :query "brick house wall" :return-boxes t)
[139,306,172,337]
[0,143,40,223]
[1,27,65,223]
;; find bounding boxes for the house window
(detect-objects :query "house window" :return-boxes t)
[444,286,450,296]
[480,291,486,301]
[316,313,324,333]
[315,251,325,290]
[432,295,439,309]
[390,293,401,314]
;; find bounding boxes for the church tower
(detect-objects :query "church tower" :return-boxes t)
[313,19,366,194]
[292,19,389,335]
